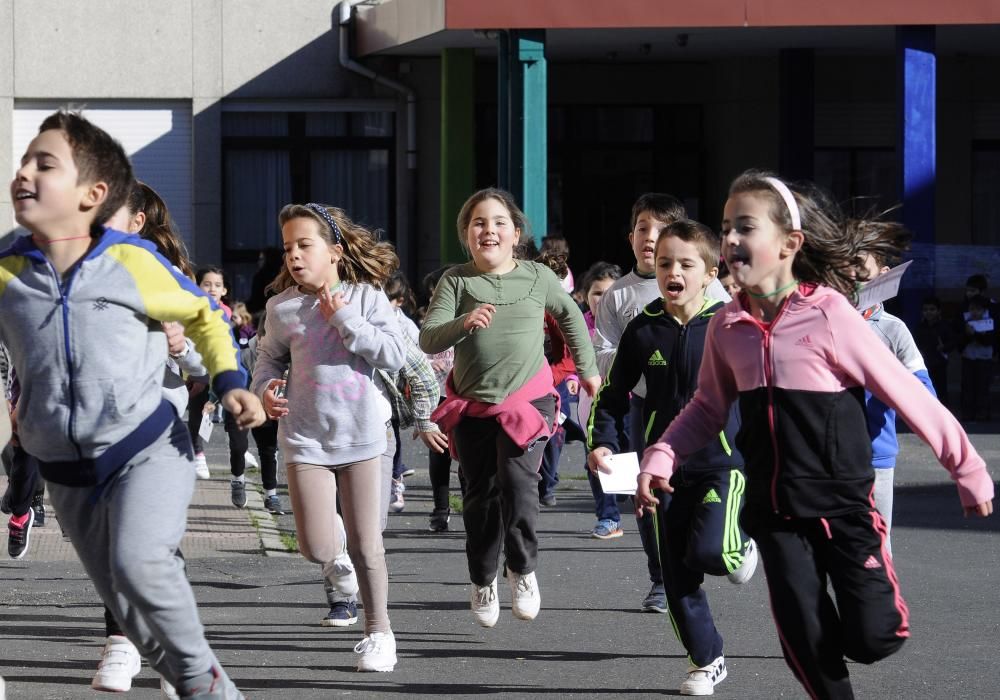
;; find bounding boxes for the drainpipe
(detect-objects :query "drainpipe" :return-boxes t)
[339,0,417,170]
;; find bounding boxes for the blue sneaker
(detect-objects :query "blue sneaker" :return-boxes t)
[641,583,667,613]
[591,519,623,540]
[321,600,358,627]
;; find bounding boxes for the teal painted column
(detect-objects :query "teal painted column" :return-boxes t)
[440,48,476,264]
[498,30,547,243]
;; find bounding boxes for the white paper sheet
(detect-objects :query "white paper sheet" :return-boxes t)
[596,451,641,496]
[198,412,213,444]
[855,260,912,310]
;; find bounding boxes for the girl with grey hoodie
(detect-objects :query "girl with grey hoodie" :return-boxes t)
[251,203,405,673]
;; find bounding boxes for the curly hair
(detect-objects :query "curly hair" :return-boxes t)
[267,204,399,294]
[728,170,869,302]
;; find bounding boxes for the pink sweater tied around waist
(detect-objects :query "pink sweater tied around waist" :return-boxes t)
[431,362,560,462]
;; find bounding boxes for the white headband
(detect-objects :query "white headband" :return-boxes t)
[764,177,801,231]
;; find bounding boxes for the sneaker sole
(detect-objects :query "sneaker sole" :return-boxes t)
[91,677,137,692]
[591,529,624,540]
[357,659,397,672]
[320,617,359,627]
[511,606,539,621]
[401,469,416,477]
[642,603,668,613]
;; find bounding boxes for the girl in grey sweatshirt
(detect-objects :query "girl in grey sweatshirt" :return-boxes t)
[250,203,405,673]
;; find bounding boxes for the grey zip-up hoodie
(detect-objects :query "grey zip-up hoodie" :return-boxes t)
[251,281,405,466]
[0,229,245,485]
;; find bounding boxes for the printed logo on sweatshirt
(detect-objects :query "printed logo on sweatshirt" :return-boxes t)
[648,350,667,366]
[863,555,882,570]
[93,297,109,311]
[702,488,721,504]
[794,335,813,347]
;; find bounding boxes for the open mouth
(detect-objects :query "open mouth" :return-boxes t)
[665,281,685,297]
[478,239,499,249]
[726,251,749,268]
[14,189,36,201]
[641,246,655,257]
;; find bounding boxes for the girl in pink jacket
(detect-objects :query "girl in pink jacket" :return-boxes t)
[637,170,993,699]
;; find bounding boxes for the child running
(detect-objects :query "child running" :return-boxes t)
[420,188,600,627]
[590,219,756,696]
[250,202,405,671]
[3,110,263,699]
[638,170,994,699]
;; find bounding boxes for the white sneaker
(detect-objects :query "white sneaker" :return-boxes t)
[354,630,397,672]
[470,578,500,627]
[389,478,405,512]
[507,571,541,621]
[194,452,211,480]
[160,677,180,700]
[322,514,359,597]
[91,635,141,691]
[680,655,727,695]
[727,539,758,585]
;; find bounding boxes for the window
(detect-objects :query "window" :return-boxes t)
[222,110,394,299]
[972,142,1000,246]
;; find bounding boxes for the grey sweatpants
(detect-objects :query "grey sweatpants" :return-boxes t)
[46,419,230,691]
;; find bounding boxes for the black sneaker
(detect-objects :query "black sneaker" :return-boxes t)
[230,480,247,509]
[263,494,284,515]
[428,509,450,532]
[8,508,34,559]
[641,583,668,613]
[320,600,358,627]
[539,494,557,507]
[31,494,45,527]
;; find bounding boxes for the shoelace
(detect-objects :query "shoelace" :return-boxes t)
[354,634,387,655]
[474,584,496,607]
[8,522,28,545]
[514,576,534,595]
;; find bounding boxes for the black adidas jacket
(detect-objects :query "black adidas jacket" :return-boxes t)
[587,297,743,471]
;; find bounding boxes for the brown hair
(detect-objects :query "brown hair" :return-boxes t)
[267,204,399,294]
[850,215,912,274]
[630,193,686,233]
[38,110,133,233]
[455,188,529,253]
[728,170,866,301]
[656,219,721,272]
[126,181,195,279]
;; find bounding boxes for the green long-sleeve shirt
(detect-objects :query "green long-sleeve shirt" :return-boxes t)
[419,260,598,404]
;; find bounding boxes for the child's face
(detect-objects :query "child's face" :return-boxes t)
[721,192,795,292]
[969,306,986,320]
[465,197,520,273]
[586,277,615,316]
[11,129,97,234]
[656,235,716,313]
[199,272,227,303]
[719,274,740,297]
[629,211,670,275]
[922,304,940,323]
[282,216,342,291]
[389,297,403,309]
[860,254,889,281]
[966,286,982,299]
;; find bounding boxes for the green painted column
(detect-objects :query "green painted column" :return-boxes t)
[498,30,547,244]
[440,48,475,264]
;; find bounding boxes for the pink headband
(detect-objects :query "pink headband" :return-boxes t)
[763,177,801,231]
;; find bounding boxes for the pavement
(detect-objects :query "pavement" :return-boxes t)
[1,425,998,699]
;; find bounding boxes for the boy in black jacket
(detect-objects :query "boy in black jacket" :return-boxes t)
[588,219,756,696]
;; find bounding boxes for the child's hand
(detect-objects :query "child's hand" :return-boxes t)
[587,446,613,474]
[580,375,601,397]
[262,379,289,419]
[431,358,450,373]
[964,500,993,518]
[463,304,496,332]
[202,401,216,415]
[635,472,673,516]
[415,429,449,454]
[566,378,579,396]
[163,322,187,356]
[318,286,347,321]
[223,389,266,429]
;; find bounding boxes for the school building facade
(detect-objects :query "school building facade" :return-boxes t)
[2,0,999,305]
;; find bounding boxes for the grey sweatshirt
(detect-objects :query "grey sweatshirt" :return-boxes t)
[251,281,406,465]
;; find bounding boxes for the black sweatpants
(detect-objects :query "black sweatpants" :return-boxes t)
[451,395,556,586]
[3,444,41,516]
[225,411,279,491]
[749,510,908,700]
[186,389,211,454]
[654,467,749,667]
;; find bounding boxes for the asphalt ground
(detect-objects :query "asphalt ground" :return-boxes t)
[1,426,998,699]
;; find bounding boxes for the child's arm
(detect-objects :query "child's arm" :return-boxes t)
[543,266,599,391]
[586,324,643,471]
[637,315,739,505]
[591,288,624,379]
[419,273,473,354]
[321,286,406,373]
[249,308,290,419]
[831,302,994,513]
[397,332,441,432]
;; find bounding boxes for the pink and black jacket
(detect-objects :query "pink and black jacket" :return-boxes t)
[642,284,994,525]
